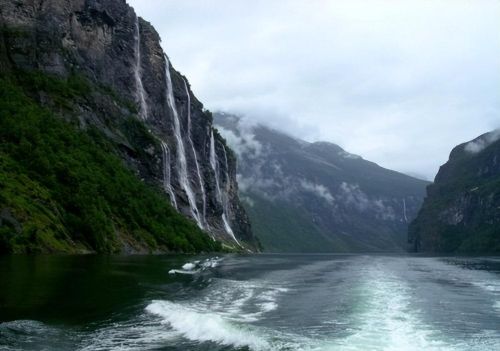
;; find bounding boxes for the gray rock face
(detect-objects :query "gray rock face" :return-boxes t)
[0,0,256,249]
[409,130,500,253]
[215,113,429,252]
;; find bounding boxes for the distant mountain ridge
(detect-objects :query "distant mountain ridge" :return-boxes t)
[215,112,430,252]
[409,130,500,253]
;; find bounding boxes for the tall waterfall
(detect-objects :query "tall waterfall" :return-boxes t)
[164,58,203,229]
[210,130,222,201]
[182,78,207,227]
[220,144,240,245]
[209,130,240,246]
[403,199,409,223]
[160,141,178,209]
[133,15,147,120]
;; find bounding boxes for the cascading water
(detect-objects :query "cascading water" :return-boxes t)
[160,141,178,209]
[210,130,222,203]
[220,144,240,245]
[182,78,207,228]
[164,58,203,229]
[133,15,148,120]
[134,17,179,213]
[403,199,408,223]
[209,130,240,246]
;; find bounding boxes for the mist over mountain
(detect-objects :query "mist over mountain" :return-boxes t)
[215,112,430,252]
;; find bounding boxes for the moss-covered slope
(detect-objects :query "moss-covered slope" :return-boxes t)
[0,73,220,254]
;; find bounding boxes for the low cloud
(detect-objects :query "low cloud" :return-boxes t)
[217,125,263,160]
[300,180,335,204]
[129,0,500,179]
[339,182,396,220]
[464,129,500,154]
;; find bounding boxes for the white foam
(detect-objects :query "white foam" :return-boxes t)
[168,269,198,275]
[146,300,269,350]
[473,281,500,293]
[169,257,222,275]
[313,265,456,351]
[255,287,289,313]
[79,316,178,351]
[182,262,196,271]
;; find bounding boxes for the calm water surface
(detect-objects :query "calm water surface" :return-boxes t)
[0,254,499,350]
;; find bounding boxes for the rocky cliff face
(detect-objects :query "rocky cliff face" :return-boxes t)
[216,113,429,252]
[0,0,256,250]
[409,130,500,253]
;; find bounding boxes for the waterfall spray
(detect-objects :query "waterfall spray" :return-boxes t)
[403,199,409,223]
[133,15,148,120]
[182,78,207,228]
[209,130,240,246]
[165,58,203,229]
[160,141,178,209]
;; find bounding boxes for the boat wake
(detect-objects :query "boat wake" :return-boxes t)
[1,256,499,351]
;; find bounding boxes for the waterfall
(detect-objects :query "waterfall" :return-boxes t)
[160,141,178,209]
[133,15,148,120]
[220,144,240,245]
[164,58,203,229]
[403,199,409,223]
[182,78,207,228]
[210,130,222,202]
[209,130,241,246]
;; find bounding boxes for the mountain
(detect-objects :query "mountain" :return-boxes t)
[409,130,500,253]
[215,113,430,252]
[0,0,258,253]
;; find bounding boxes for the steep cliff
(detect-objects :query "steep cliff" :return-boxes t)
[216,113,429,252]
[409,130,500,253]
[0,0,257,252]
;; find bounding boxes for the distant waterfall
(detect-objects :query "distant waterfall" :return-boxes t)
[164,58,203,229]
[160,141,178,209]
[182,78,207,228]
[220,144,240,245]
[210,130,222,202]
[209,130,240,246]
[403,199,409,223]
[133,15,147,120]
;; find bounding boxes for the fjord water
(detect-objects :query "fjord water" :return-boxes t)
[0,255,499,350]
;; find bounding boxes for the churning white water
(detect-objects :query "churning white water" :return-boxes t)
[1,255,499,351]
[142,256,500,351]
[164,58,202,228]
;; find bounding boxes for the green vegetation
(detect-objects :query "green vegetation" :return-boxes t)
[242,192,349,252]
[0,73,220,254]
[409,141,500,253]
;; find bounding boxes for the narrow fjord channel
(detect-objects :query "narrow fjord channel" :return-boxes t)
[1,254,499,350]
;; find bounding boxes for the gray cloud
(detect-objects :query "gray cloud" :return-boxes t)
[129,0,500,179]
[464,129,500,154]
[339,182,396,220]
[216,125,263,160]
[299,180,335,205]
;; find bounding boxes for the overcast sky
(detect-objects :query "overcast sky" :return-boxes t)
[128,0,500,180]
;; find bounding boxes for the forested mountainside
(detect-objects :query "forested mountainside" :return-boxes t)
[0,0,258,253]
[215,113,429,252]
[409,130,500,253]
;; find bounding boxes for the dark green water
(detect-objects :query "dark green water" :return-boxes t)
[0,254,499,350]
